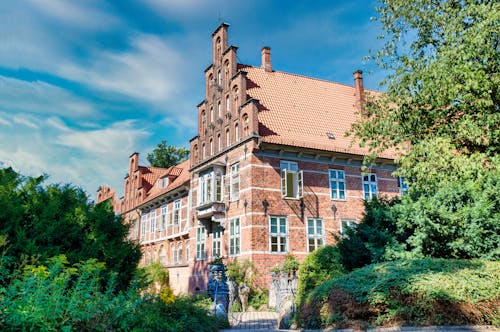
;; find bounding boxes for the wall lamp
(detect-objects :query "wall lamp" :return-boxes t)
[262,199,269,215]
[331,204,338,219]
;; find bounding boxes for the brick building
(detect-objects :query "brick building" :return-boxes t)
[97,23,401,294]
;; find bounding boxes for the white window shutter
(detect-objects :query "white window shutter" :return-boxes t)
[281,168,287,197]
[298,170,304,198]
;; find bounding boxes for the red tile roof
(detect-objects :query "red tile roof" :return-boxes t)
[142,159,190,203]
[243,66,394,159]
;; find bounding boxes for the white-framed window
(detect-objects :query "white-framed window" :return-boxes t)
[362,173,378,200]
[269,216,287,253]
[141,212,147,235]
[229,218,240,256]
[307,218,324,252]
[159,245,167,266]
[173,199,181,226]
[160,205,168,230]
[149,211,156,233]
[185,240,190,263]
[230,163,240,201]
[329,169,346,200]
[399,176,409,196]
[340,219,356,237]
[280,160,303,199]
[177,243,183,265]
[158,177,169,189]
[198,171,224,206]
[196,226,207,260]
[171,243,176,264]
[212,225,222,258]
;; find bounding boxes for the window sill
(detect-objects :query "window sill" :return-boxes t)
[282,196,300,200]
[330,198,347,202]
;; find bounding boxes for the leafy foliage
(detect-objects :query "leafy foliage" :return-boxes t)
[348,0,500,260]
[147,140,189,168]
[296,245,345,308]
[226,258,255,286]
[0,167,141,290]
[299,259,500,328]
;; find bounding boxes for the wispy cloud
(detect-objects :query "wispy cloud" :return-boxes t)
[0,76,97,118]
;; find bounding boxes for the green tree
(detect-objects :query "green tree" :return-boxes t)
[349,0,500,259]
[0,167,141,289]
[147,140,189,168]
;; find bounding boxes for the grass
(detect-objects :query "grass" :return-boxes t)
[299,258,500,329]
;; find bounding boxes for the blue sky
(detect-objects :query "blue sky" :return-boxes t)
[0,0,385,199]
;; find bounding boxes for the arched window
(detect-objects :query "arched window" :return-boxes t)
[177,243,183,265]
[193,144,198,163]
[171,243,175,265]
[226,128,230,147]
[216,37,221,58]
[233,86,239,106]
[160,245,167,266]
[217,101,222,119]
[202,143,206,159]
[217,70,222,85]
[201,110,206,129]
[209,107,214,123]
[209,138,213,155]
[217,133,221,152]
[235,123,239,142]
[242,114,249,137]
[226,95,230,113]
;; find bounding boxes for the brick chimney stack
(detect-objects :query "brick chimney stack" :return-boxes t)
[353,70,364,111]
[261,46,272,72]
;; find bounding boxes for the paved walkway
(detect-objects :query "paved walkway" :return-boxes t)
[224,311,281,331]
[220,311,500,332]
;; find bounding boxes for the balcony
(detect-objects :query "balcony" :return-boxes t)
[196,201,226,220]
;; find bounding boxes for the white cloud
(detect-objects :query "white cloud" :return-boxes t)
[0,77,97,119]
[12,115,39,129]
[58,34,188,104]
[0,113,150,199]
[28,0,121,31]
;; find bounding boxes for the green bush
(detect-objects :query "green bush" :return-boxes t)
[248,288,269,310]
[299,258,500,329]
[0,256,227,331]
[296,245,345,308]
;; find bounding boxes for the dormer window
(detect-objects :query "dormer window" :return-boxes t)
[158,177,169,189]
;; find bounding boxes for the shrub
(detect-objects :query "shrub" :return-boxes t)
[248,288,269,310]
[226,258,255,286]
[296,245,345,308]
[299,258,500,329]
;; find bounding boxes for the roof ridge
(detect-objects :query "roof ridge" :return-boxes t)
[240,64,380,93]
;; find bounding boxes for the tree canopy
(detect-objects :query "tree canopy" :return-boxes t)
[147,140,189,168]
[349,0,499,259]
[0,167,141,289]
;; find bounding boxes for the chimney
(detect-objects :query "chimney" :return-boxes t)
[261,46,272,72]
[353,70,364,111]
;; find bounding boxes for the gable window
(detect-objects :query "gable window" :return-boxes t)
[201,110,206,128]
[362,173,378,200]
[270,216,287,253]
[218,101,222,119]
[212,225,222,258]
[173,199,181,226]
[210,107,214,123]
[280,160,303,199]
[329,169,346,200]
[226,128,230,147]
[209,138,213,155]
[217,133,221,153]
[226,95,230,113]
[229,218,240,256]
[234,123,239,142]
[230,163,240,201]
[307,218,324,252]
[202,143,206,159]
[196,226,207,260]
[185,240,190,263]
